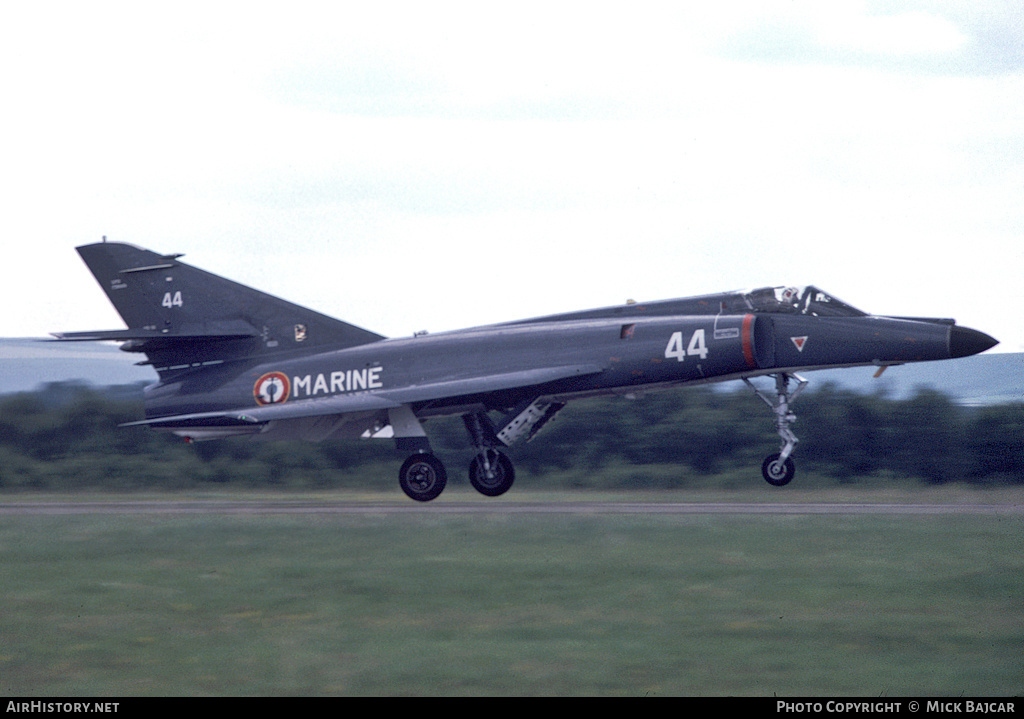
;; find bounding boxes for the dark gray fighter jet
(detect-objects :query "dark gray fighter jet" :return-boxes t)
[54,241,997,501]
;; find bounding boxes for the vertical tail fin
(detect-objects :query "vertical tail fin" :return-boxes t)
[54,242,384,378]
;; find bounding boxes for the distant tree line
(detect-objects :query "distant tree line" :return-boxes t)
[0,380,1022,491]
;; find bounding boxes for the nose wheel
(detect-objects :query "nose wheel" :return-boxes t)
[745,373,808,488]
[762,453,796,486]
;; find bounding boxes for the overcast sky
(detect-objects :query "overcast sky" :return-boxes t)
[2,1,1022,352]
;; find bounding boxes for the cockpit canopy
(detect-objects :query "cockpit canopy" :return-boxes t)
[739,286,868,317]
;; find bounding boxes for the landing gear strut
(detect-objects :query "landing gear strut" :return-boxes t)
[744,373,808,487]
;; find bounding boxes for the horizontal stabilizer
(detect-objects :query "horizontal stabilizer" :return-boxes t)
[51,327,258,343]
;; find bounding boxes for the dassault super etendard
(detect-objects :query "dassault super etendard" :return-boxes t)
[55,241,998,501]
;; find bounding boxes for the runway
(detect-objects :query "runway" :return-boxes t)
[0,499,1020,516]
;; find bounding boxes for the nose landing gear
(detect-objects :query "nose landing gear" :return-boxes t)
[744,373,808,487]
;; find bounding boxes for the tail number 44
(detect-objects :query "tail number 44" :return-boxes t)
[665,329,708,362]
[161,291,183,308]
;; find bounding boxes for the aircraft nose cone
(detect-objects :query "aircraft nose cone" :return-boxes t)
[949,325,998,358]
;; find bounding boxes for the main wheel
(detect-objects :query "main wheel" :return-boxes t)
[762,453,795,487]
[468,450,515,497]
[399,454,447,502]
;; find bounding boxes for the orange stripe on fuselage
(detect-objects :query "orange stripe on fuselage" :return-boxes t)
[742,314,756,368]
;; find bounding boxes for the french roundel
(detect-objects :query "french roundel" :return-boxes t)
[254,371,290,405]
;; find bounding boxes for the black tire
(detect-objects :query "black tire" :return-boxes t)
[399,454,447,502]
[468,450,515,497]
[762,453,795,487]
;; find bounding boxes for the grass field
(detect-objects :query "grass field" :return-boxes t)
[1,489,1021,696]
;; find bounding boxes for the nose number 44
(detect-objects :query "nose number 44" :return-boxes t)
[665,329,708,362]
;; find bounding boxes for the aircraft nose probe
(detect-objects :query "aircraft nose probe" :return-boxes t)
[949,325,998,358]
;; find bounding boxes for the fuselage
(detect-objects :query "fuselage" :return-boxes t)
[142,309,974,423]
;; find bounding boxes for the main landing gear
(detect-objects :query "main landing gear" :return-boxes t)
[395,411,517,502]
[744,372,808,487]
[397,448,515,502]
